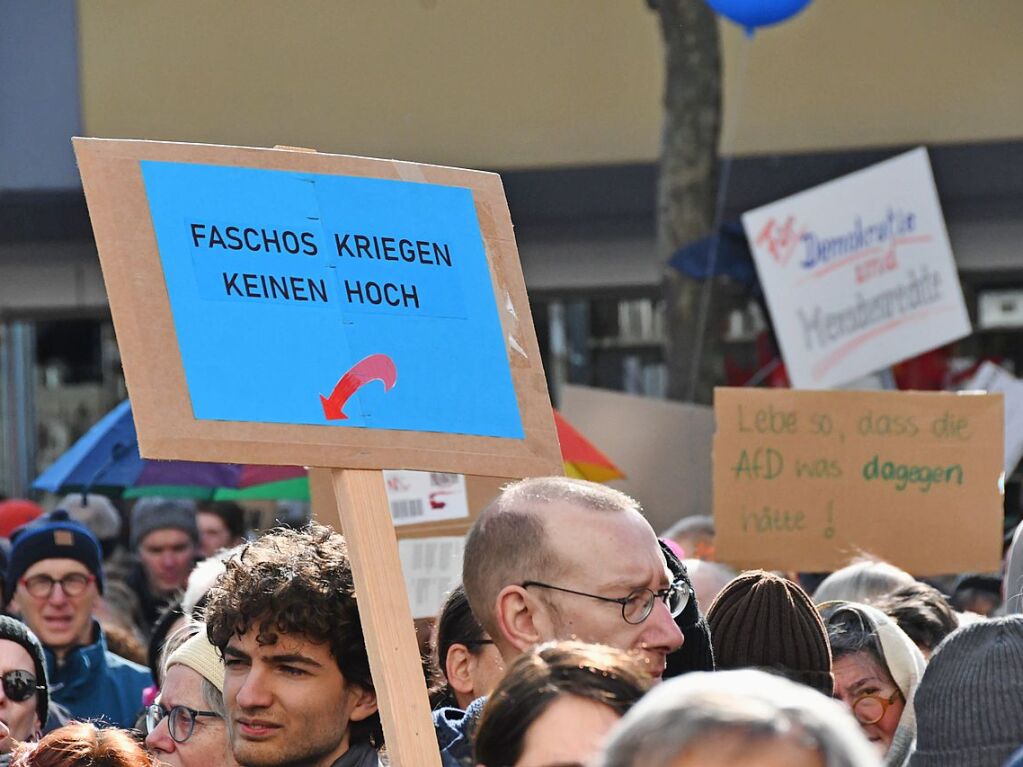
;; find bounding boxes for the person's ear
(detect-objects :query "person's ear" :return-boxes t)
[445,644,476,698]
[346,685,378,723]
[494,585,547,653]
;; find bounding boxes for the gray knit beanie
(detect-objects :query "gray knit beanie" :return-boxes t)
[910,615,1023,767]
[130,497,199,549]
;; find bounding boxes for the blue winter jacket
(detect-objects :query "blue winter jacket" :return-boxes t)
[44,622,152,729]
[434,696,487,767]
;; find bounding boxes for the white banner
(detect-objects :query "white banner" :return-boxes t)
[398,536,465,619]
[965,361,1023,477]
[383,470,470,527]
[743,148,971,389]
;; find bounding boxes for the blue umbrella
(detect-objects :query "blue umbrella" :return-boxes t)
[34,400,144,495]
[667,220,762,295]
[33,400,305,498]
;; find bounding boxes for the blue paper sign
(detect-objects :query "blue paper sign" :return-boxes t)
[140,161,524,439]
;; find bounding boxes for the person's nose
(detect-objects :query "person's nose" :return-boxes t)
[642,598,685,653]
[144,715,176,754]
[47,583,70,607]
[233,667,273,711]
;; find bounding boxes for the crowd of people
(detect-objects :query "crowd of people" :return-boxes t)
[0,476,1020,766]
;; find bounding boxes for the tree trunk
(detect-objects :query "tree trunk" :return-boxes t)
[652,0,730,404]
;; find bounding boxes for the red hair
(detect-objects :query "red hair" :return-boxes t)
[12,723,155,767]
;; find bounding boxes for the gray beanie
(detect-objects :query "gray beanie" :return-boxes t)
[130,497,199,549]
[910,615,1023,767]
[59,492,122,541]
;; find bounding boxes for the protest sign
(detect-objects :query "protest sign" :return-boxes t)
[72,138,560,477]
[743,148,971,389]
[74,138,561,767]
[385,470,470,527]
[964,361,1023,477]
[399,536,465,620]
[714,387,1003,575]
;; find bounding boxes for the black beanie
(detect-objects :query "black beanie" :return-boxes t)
[660,540,715,677]
[707,570,833,696]
[6,510,104,605]
[0,615,49,727]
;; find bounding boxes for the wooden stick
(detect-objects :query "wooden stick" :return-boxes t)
[331,468,442,767]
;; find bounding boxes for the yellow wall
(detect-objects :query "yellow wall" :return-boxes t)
[79,1,1023,168]
[77,1,665,169]
[720,0,1023,154]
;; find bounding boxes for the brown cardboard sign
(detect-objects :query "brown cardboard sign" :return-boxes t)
[714,387,1004,575]
[71,138,562,479]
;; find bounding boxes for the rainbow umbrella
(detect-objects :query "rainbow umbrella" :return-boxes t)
[553,410,625,483]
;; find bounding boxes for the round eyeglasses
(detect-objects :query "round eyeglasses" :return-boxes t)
[521,578,691,625]
[850,689,902,726]
[146,703,221,743]
[20,573,95,599]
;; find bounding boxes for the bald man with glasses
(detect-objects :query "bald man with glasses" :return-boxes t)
[437,478,710,766]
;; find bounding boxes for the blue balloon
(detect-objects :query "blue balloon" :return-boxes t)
[705,0,812,33]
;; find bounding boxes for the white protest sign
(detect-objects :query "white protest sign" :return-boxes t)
[743,148,971,389]
[383,470,470,527]
[965,361,1023,477]
[398,536,465,619]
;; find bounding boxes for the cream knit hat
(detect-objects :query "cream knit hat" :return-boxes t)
[167,630,225,693]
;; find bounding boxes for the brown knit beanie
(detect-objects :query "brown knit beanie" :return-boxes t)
[707,570,834,696]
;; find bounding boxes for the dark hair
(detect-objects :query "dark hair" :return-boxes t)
[147,601,185,685]
[429,585,489,708]
[196,501,247,541]
[474,641,650,767]
[12,722,155,767]
[204,523,381,746]
[871,582,959,653]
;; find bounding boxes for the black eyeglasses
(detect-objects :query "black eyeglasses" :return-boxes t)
[146,703,221,743]
[20,573,95,599]
[521,578,690,625]
[0,670,43,703]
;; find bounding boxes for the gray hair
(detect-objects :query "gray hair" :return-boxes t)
[597,669,879,767]
[813,558,915,605]
[201,677,227,718]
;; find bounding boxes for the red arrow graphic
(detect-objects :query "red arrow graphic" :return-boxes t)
[320,354,397,420]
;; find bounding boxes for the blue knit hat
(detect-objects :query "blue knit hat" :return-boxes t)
[5,510,104,604]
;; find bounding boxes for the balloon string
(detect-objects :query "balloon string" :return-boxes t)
[686,31,753,402]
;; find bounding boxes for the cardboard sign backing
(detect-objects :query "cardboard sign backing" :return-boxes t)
[714,387,1004,575]
[73,138,562,479]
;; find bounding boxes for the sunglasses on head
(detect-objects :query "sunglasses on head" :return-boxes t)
[1,670,42,703]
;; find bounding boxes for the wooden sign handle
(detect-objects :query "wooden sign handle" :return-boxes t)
[330,468,442,767]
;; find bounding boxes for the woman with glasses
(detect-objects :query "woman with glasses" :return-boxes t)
[429,586,505,711]
[144,625,237,767]
[0,616,73,767]
[822,602,925,767]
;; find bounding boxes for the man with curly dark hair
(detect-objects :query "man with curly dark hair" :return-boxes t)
[205,524,381,767]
